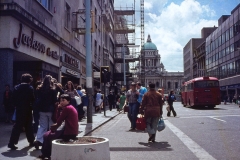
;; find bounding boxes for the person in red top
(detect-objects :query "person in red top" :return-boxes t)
[39,94,79,159]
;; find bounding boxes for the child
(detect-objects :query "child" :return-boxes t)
[39,94,79,159]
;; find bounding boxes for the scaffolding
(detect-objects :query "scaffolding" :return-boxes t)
[114,1,138,85]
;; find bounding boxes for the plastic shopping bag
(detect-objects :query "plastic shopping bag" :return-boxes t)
[157,117,165,132]
[12,109,16,121]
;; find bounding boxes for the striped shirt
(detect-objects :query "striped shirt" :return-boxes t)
[126,89,138,103]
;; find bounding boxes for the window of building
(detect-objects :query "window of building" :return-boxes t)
[175,82,178,89]
[219,51,222,59]
[226,29,229,41]
[216,52,219,60]
[236,59,240,73]
[230,44,234,53]
[222,32,225,44]
[167,82,171,89]
[230,26,234,39]
[222,49,226,57]
[234,21,240,35]
[65,3,70,29]
[218,36,222,46]
[37,0,51,10]
[226,46,230,55]
[156,82,159,88]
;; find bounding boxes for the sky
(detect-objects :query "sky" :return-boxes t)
[114,0,240,72]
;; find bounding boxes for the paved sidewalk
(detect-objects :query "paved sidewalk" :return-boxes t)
[0,108,120,160]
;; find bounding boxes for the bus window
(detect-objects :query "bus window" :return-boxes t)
[195,81,219,88]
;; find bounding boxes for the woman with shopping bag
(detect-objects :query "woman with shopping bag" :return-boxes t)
[142,83,163,143]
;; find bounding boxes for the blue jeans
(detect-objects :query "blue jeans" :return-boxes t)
[128,103,138,129]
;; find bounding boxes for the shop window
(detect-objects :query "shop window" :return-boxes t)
[156,82,159,88]
[37,0,51,11]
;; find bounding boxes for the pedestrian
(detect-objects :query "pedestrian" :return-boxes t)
[33,75,58,150]
[157,88,165,102]
[167,90,177,117]
[115,93,120,111]
[33,81,41,133]
[107,91,115,111]
[224,94,228,105]
[136,82,147,115]
[64,81,80,109]
[119,92,126,112]
[76,85,83,97]
[94,89,103,113]
[126,82,139,131]
[79,89,89,120]
[142,83,163,142]
[2,84,14,123]
[8,73,35,150]
[39,94,79,159]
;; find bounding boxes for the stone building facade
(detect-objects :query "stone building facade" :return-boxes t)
[0,0,114,120]
[138,35,184,96]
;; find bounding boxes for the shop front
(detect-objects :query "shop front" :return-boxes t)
[0,19,60,119]
[60,51,81,89]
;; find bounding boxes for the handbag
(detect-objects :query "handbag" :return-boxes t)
[157,116,165,132]
[124,104,129,112]
[74,96,82,105]
[166,105,170,112]
[136,115,146,131]
[12,109,16,121]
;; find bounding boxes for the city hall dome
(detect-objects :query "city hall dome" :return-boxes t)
[142,34,157,50]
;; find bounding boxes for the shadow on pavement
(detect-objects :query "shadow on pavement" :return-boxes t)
[110,141,172,151]
[1,146,31,158]
[190,106,226,110]
[139,141,172,151]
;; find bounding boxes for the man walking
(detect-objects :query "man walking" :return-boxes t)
[8,73,35,150]
[107,91,115,111]
[136,82,147,114]
[142,83,163,142]
[167,90,177,117]
[126,82,139,131]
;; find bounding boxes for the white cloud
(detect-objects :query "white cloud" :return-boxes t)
[144,2,153,10]
[143,0,217,71]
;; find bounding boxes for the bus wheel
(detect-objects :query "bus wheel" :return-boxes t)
[208,105,216,109]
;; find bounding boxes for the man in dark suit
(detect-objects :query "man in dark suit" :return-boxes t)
[8,73,35,150]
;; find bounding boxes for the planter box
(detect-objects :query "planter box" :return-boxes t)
[51,136,110,160]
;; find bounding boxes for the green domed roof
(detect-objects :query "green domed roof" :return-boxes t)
[142,34,157,50]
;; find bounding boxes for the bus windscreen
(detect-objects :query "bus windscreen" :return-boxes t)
[194,81,219,88]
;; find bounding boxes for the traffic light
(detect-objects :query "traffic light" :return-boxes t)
[100,66,110,83]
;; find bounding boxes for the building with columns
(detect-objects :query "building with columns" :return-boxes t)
[138,34,184,95]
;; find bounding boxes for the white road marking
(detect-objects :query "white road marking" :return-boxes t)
[180,115,240,119]
[165,120,216,160]
[210,117,226,122]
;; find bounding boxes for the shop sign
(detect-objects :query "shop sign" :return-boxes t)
[66,69,78,76]
[220,86,226,90]
[64,54,79,68]
[228,84,240,89]
[13,23,59,60]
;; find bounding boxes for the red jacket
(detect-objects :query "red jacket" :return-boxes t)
[57,105,79,135]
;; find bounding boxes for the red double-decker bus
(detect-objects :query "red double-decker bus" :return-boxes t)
[181,77,221,108]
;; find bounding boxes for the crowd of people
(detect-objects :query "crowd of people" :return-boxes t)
[2,73,181,158]
[3,73,87,159]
